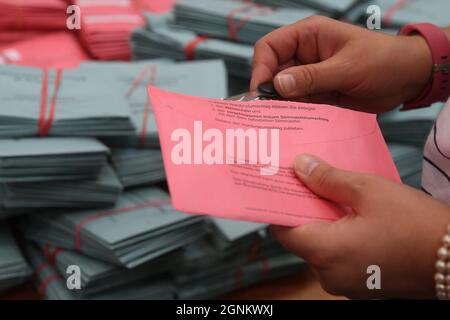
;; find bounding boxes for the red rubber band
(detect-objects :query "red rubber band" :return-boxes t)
[383,0,410,27]
[38,69,63,136]
[227,4,272,41]
[38,274,61,297]
[184,36,209,60]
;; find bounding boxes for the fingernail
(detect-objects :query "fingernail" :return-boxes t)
[294,155,320,176]
[276,73,296,95]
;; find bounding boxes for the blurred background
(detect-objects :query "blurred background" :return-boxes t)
[0,0,446,300]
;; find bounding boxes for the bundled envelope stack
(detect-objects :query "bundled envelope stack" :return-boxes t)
[0,137,123,216]
[110,149,165,188]
[21,188,206,268]
[0,164,122,210]
[0,0,68,31]
[0,32,90,68]
[0,138,108,183]
[173,0,316,45]
[131,27,253,78]
[74,0,146,60]
[174,221,305,299]
[0,31,46,47]
[345,0,450,28]
[0,223,31,293]
[81,59,227,148]
[378,102,444,146]
[24,242,175,300]
[136,0,175,14]
[35,242,179,297]
[77,59,227,188]
[255,0,363,17]
[0,65,135,138]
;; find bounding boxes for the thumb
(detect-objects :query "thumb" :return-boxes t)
[294,154,367,207]
[274,58,344,98]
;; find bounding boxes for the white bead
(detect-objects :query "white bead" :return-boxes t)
[446,262,450,273]
[436,260,446,273]
[446,275,450,284]
[437,291,447,300]
[438,247,448,260]
[443,234,450,247]
[435,273,446,284]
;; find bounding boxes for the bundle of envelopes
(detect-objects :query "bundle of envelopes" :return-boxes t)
[0,164,122,210]
[110,148,165,188]
[378,102,444,146]
[81,59,227,148]
[346,0,450,28]
[0,222,31,293]
[0,138,108,183]
[388,142,423,189]
[256,0,363,17]
[131,27,253,78]
[173,0,316,44]
[24,243,175,300]
[34,242,179,297]
[0,32,90,68]
[20,188,206,268]
[74,0,146,60]
[0,30,45,46]
[208,218,268,258]
[174,235,305,299]
[0,65,135,138]
[0,0,68,31]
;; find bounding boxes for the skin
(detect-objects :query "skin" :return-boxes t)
[250,16,450,299]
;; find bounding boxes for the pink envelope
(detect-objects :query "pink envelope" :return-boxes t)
[148,86,400,227]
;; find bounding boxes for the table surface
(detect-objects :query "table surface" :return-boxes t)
[0,266,344,300]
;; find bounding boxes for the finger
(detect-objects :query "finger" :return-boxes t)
[250,16,332,91]
[293,154,369,208]
[273,57,346,98]
[271,223,333,263]
[250,24,301,90]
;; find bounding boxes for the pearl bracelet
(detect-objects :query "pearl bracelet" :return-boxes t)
[435,224,450,300]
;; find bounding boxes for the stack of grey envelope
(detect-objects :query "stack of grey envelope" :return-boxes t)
[24,243,175,300]
[21,188,206,268]
[82,59,227,148]
[256,0,362,17]
[173,0,317,44]
[345,0,450,28]
[379,102,443,146]
[388,143,423,189]
[110,148,165,188]
[174,237,305,299]
[0,164,122,210]
[208,217,268,258]
[0,138,109,183]
[131,27,253,78]
[0,65,135,138]
[0,222,31,292]
[33,242,180,298]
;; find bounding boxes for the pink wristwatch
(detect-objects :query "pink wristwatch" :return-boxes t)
[399,23,450,110]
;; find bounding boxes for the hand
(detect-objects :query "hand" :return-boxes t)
[251,16,433,113]
[271,154,450,299]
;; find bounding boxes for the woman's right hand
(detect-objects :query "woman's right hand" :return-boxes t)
[251,16,433,113]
